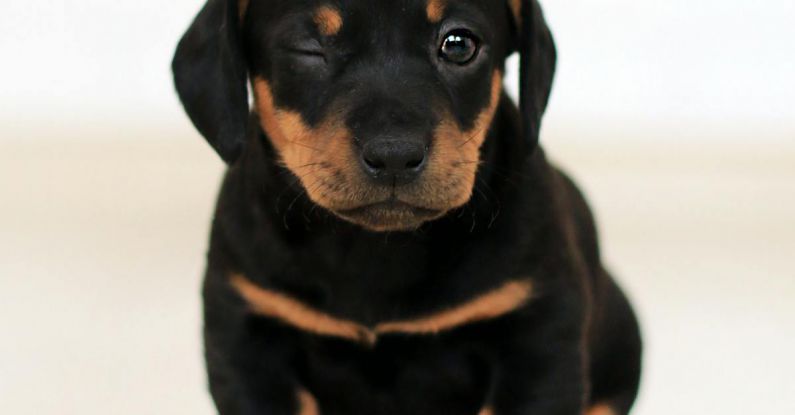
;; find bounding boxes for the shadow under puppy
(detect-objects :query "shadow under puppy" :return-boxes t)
[172,0,642,414]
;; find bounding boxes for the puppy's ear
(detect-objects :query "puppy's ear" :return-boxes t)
[510,0,557,152]
[172,0,249,163]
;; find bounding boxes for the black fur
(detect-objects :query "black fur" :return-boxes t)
[173,0,249,162]
[173,0,642,414]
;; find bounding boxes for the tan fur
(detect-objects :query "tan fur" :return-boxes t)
[252,71,504,232]
[230,274,376,345]
[313,5,343,36]
[508,0,522,26]
[481,403,617,415]
[253,78,362,212]
[297,390,320,415]
[426,0,447,23]
[238,0,250,21]
[425,71,503,210]
[375,280,532,335]
[585,404,618,415]
[230,273,532,346]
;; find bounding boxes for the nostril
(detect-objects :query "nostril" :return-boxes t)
[363,155,385,171]
[405,155,425,170]
[361,139,428,180]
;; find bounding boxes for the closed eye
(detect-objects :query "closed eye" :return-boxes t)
[284,39,327,63]
[288,48,326,59]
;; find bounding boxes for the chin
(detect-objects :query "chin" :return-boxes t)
[333,201,448,232]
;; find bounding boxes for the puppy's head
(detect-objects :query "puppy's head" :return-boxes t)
[173,0,555,232]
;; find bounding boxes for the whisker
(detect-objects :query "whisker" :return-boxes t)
[282,173,330,229]
[285,139,323,153]
[274,174,305,213]
[452,160,483,167]
[292,162,326,170]
[475,176,502,229]
[473,182,490,203]
[457,123,490,149]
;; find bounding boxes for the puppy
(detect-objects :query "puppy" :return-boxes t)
[172,0,642,414]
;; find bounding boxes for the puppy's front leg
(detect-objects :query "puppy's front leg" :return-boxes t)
[487,349,585,415]
[204,276,312,415]
[205,316,316,415]
[483,306,586,415]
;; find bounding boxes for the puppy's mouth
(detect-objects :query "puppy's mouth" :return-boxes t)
[335,199,445,232]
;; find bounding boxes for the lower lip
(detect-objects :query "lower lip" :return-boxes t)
[339,201,441,218]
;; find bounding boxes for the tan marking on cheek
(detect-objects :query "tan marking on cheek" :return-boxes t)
[465,71,504,147]
[230,274,377,345]
[253,80,314,177]
[585,405,618,415]
[420,71,503,209]
[297,390,320,415]
[479,408,495,415]
[313,5,343,36]
[253,77,360,209]
[426,0,447,23]
[375,280,532,335]
[253,78,295,153]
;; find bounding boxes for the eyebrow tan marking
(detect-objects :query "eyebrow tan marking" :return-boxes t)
[313,5,343,36]
[230,273,532,346]
[297,389,320,415]
[426,0,448,23]
[508,0,522,26]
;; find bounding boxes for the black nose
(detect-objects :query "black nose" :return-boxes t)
[361,139,428,186]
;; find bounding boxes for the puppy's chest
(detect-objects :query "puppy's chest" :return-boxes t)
[299,336,493,415]
[232,231,534,346]
[232,259,533,348]
[275,248,432,324]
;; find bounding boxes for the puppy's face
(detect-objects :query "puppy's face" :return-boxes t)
[242,0,514,231]
[174,0,555,232]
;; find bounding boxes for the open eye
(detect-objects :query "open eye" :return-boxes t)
[439,30,479,65]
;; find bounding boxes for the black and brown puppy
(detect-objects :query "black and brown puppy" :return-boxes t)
[173,0,641,414]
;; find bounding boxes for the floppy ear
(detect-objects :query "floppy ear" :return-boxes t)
[511,0,557,152]
[172,0,249,163]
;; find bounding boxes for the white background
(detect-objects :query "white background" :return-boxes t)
[1,1,793,415]
[1,0,794,134]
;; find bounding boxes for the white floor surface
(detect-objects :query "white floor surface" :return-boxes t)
[1,124,793,414]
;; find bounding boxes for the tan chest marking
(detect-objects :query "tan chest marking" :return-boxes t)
[230,274,532,346]
[585,404,618,415]
[481,404,616,415]
[374,280,533,335]
[231,274,375,344]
